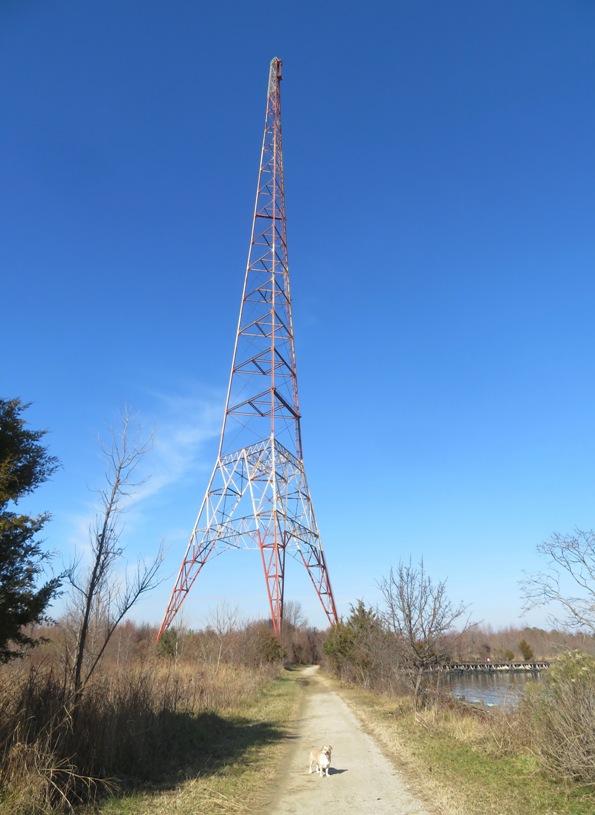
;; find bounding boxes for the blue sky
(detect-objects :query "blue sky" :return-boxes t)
[3,1,595,632]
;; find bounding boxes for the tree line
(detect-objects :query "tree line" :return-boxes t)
[3,395,595,687]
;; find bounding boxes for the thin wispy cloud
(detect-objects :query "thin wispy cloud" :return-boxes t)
[140,386,223,497]
[61,385,224,565]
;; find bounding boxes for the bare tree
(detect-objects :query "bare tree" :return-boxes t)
[283,600,307,630]
[379,558,471,709]
[67,407,164,694]
[201,602,241,674]
[521,528,595,634]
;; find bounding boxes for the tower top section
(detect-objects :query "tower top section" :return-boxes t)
[269,56,283,91]
[219,54,301,459]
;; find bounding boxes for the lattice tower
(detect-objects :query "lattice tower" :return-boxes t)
[157,57,338,639]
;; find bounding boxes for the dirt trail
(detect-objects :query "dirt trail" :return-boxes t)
[262,666,433,815]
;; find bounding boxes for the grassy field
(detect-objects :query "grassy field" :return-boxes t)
[335,680,595,815]
[3,661,593,815]
[96,668,302,815]
[99,668,595,815]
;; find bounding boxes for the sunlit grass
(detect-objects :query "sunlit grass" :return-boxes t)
[334,680,595,815]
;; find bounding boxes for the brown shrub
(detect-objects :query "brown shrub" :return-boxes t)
[523,650,595,783]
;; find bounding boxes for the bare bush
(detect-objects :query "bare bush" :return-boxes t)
[379,559,471,709]
[523,650,595,783]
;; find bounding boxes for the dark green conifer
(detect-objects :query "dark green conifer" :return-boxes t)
[0,398,61,661]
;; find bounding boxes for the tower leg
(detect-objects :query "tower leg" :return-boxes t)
[297,544,338,626]
[259,525,286,636]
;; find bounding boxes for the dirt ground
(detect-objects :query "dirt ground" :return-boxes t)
[261,666,434,815]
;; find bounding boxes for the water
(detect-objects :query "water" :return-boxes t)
[444,670,542,708]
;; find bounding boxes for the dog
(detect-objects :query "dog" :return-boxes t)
[308,745,332,778]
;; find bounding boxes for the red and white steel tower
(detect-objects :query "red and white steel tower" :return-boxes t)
[157,58,338,639]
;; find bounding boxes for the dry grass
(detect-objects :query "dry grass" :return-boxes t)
[98,667,302,815]
[332,679,595,815]
[0,657,295,815]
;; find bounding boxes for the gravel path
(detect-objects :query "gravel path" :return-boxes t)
[262,666,434,815]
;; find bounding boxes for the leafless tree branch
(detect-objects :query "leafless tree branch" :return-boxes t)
[520,529,595,634]
[66,406,165,695]
[379,558,472,708]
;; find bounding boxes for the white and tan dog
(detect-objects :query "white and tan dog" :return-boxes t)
[308,745,332,778]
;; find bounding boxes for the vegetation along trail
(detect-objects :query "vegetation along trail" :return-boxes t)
[263,666,434,815]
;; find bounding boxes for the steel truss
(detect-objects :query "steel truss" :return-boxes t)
[158,58,337,639]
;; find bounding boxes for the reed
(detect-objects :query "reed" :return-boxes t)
[0,655,280,813]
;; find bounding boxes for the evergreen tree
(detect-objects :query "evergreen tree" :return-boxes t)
[0,398,61,661]
[323,600,385,684]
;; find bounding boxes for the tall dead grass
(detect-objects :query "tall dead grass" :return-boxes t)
[0,657,279,814]
[423,693,532,758]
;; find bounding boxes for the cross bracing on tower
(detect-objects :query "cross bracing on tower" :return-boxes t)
[157,57,337,639]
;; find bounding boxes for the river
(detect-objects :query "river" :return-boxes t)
[443,670,542,708]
